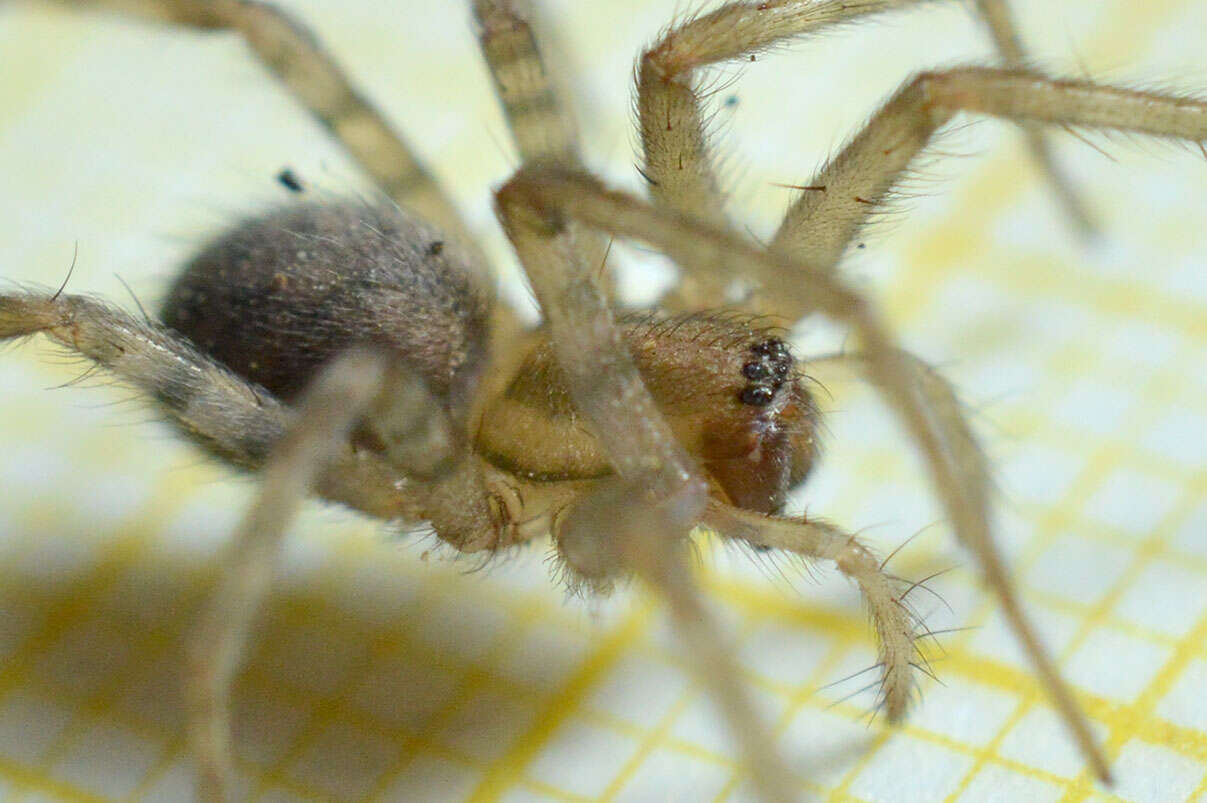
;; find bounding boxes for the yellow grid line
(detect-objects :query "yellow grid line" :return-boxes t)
[466,604,654,800]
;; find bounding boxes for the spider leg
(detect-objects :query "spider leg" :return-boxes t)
[473,0,581,166]
[770,67,1207,279]
[474,0,615,301]
[811,343,1110,778]
[974,0,1096,237]
[52,0,478,251]
[1,290,516,795]
[703,501,918,721]
[496,182,802,803]
[496,182,702,498]
[185,347,389,803]
[0,290,477,528]
[553,479,800,803]
[638,0,1024,307]
[495,163,1111,781]
[640,0,943,228]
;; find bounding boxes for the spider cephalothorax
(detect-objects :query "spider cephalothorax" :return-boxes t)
[477,312,818,514]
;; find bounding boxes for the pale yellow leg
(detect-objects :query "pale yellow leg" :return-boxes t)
[473,0,581,165]
[185,349,390,802]
[976,0,1096,236]
[771,67,1207,283]
[705,502,919,721]
[497,172,799,803]
[495,163,1112,782]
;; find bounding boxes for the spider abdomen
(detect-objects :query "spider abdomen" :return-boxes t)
[162,203,491,411]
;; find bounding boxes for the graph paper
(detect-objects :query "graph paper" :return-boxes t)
[0,0,1204,800]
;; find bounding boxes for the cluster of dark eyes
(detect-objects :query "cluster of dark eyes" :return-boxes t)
[739,339,792,407]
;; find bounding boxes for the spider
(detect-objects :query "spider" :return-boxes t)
[1,0,1205,801]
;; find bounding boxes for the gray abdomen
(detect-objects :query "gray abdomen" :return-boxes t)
[162,203,491,409]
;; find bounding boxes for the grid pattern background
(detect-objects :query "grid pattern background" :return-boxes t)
[0,0,1204,800]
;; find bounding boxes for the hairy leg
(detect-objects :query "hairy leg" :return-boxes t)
[639,0,942,226]
[474,0,615,300]
[975,0,1095,236]
[637,0,1033,306]
[186,348,389,802]
[473,0,581,165]
[52,0,479,252]
[0,290,501,537]
[0,290,512,794]
[552,480,798,803]
[704,501,918,720]
[495,163,1110,780]
[770,67,1207,278]
[812,344,1119,780]
[496,181,800,803]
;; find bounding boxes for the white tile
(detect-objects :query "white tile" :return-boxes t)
[1012,299,1096,352]
[405,589,514,665]
[967,605,1081,675]
[956,763,1062,803]
[668,685,785,759]
[286,718,399,800]
[33,618,137,699]
[346,650,464,733]
[139,757,198,803]
[778,706,880,790]
[1000,442,1084,507]
[1025,534,1134,607]
[253,615,370,697]
[435,685,537,763]
[998,706,1106,779]
[612,747,734,802]
[0,690,72,764]
[1142,405,1207,465]
[1114,558,1207,639]
[1156,659,1207,731]
[958,348,1044,409]
[809,644,888,716]
[1102,322,1181,370]
[1082,469,1181,536]
[1112,739,1204,803]
[49,719,165,799]
[377,754,481,802]
[849,732,975,803]
[586,653,689,728]
[528,717,639,798]
[499,787,567,803]
[232,684,313,767]
[907,676,1020,748]
[738,623,834,689]
[490,622,593,691]
[1064,627,1170,703]
[1170,499,1207,559]
[1050,378,1134,437]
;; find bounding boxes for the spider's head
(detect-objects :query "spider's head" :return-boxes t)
[689,336,819,515]
[474,315,819,515]
[622,316,820,515]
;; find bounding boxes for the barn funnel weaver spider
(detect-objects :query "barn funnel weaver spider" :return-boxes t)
[3,0,1205,800]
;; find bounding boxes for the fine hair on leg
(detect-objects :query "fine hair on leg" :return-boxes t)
[186,348,391,802]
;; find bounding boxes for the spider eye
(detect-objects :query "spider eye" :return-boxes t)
[738,337,792,407]
[742,361,770,380]
[739,385,774,406]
